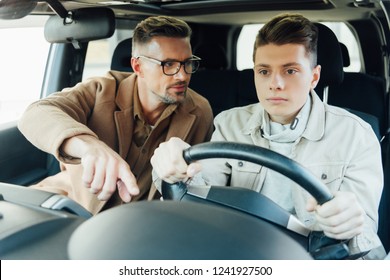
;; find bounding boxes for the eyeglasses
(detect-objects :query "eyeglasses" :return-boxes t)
[136,55,201,76]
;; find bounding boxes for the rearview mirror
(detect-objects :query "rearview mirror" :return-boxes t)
[44,7,115,47]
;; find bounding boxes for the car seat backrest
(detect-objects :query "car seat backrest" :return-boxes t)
[328,42,386,137]
[111,38,133,72]
[190,69,239,116]
[190,43,237,116]
[237,68,257,106]
[193,43,228,70]
[315,24,382,139]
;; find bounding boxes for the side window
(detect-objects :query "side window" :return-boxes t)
[236,24,263,70]
[236,22,361,72]
[0,16,50,125]
[82,38,112,79]
[83,30,133,80]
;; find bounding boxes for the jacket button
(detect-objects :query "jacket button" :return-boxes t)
[321,173,327,180]
[238,161,243,167]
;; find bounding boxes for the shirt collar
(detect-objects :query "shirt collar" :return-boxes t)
[242,89,325,141]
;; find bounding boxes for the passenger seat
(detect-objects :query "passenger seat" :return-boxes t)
[110,38,133,72]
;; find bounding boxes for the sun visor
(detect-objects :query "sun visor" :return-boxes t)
[44,7,115,48]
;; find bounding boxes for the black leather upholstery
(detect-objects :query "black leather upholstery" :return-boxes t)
[193,43,228,70]
[315,23,344,90]
[110,38,133,72]
[328,43,386,136]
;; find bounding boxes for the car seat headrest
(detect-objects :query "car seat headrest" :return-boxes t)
[111,38,133,72]
[339,42,351,67]
[315,23,344,89]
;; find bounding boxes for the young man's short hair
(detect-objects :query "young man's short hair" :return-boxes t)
[253,13,318,67]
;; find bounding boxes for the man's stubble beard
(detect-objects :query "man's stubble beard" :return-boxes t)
[160,89,187,105]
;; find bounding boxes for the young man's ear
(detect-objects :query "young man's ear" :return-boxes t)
[311,65,321,89]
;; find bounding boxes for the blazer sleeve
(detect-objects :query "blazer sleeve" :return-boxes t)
[18,75,117,163]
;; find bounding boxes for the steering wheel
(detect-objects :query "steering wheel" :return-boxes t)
[161,141,334,232]
[67,142,351,260]
[162,142,360,258]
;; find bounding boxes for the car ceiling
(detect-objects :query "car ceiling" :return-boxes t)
[5,0,387,25]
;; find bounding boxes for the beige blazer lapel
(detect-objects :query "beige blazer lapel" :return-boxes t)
[113,73,137,159]
[166,112,196,141]
[115,109,133,159]
[165,94,198,141]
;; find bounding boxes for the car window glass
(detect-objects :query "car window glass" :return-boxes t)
[0,16,50,125]
[83,29,133,80]
[237,22,361,72]
[82,38,112,79]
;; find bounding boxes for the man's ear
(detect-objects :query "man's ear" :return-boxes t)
[311,64,321,89]
[131,57,143,77]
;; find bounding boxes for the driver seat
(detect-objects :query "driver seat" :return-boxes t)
[315,23,381,139]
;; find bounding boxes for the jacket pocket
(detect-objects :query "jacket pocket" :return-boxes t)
[228,159,262,190]
[306,163,346,193]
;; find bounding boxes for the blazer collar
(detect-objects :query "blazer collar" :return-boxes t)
[115,72,137,111]
[113,73,137,158]
[165,89,198,140]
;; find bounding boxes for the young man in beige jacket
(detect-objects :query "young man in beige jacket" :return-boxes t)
[151,14,386,259]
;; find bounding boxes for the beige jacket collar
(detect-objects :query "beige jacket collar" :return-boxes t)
[242,90,325,142]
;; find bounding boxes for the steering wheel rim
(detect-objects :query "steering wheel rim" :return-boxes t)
[181,141,333,204]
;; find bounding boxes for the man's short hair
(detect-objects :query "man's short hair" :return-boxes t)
[132,16,192,56]
[253,13,318,67]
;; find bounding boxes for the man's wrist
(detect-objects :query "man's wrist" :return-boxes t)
[60,134,98,159]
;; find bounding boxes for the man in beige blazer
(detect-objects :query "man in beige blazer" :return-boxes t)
[18,16,213,215]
